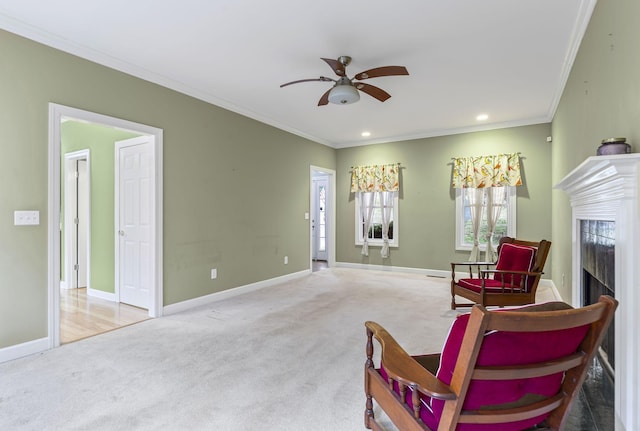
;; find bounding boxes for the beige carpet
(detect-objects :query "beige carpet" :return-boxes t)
[0,268,557,430]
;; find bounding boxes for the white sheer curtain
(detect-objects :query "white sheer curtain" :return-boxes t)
[484,187,507,262]
[467,188,485,262]
[452,153,522,262]
[380,191,395,258]
[351,163,400,259]
[360,192,375,256]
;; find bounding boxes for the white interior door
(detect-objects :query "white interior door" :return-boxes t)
[312,175,329,261]
[76,159,88,287]
[116,136,154,309]
[63,150,90,290]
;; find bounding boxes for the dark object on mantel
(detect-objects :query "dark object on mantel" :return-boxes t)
[597,137,631,155]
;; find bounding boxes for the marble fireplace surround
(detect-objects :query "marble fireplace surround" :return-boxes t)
[555,154,640,431]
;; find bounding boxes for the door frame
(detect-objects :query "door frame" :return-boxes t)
[48,103,164,348]
[309,166,336,269]
[62,150,90,291]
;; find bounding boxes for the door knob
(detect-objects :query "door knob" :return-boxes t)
[118,230,125,236]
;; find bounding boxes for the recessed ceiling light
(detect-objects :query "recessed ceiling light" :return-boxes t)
[361,131,371,137]
[476,114,489,121]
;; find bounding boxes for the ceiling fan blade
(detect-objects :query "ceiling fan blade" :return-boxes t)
[280,77,334,88]
[321,58,346,77]
[317,89,331,106]
[354,66,409,80]
[354,82,392,102]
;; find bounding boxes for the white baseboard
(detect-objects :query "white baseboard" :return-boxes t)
[336,262,563,299]
[335,262,450,278]
[163,269,311,315]
[539,279,562,300]
[87,287,116,302]
[0,337,49,364]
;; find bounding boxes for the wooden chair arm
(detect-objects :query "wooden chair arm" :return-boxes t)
[365,321,455,400]
[451,261,495,267]
[451,261,497,280]
[480,269,543,277]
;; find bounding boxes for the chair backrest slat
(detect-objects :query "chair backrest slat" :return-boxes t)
[485,301,608,332]
[456,393,565,425]
[473,352,585,380]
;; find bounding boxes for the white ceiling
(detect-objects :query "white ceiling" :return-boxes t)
[0,0,594,148]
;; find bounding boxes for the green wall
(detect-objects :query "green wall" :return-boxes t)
[61,121,141,293]
[0,29,335,349]
[551,0,640,300]
[336,124,553,271]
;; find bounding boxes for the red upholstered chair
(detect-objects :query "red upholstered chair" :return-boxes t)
[364,295,617,431]
[450,237,551,310]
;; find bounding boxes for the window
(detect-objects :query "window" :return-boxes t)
[355,192,399,247]
[455,187,516,250]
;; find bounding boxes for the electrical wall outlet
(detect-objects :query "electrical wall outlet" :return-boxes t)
[211,268,217,279]
[284,256,288,265]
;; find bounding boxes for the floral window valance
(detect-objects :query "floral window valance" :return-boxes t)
[350,163,400,192]
[451,153,522,188]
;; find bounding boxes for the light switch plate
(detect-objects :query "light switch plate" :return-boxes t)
[14,210,40,226]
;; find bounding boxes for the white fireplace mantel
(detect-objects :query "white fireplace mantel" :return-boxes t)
[555,154,640,431]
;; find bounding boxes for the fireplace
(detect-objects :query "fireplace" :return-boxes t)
[555,154,640,431]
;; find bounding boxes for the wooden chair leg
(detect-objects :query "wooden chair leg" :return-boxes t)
[365,327,375,429]
[365,394,374,429]
[451,282,457,310]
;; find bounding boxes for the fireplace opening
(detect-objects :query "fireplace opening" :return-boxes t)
[575,220,616,430]
[580,220,615,376]
[583,270,615,373]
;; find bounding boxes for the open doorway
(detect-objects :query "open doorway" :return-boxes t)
[49,104,163,348]
[310,166,336,272]
[61,139,151,344]
[62,151,89,292]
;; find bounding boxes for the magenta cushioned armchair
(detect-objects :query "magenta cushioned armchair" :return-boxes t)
[364,295,617,431]
[450,237,551,310]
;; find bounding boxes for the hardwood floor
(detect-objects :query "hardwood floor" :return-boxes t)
[312,260,328,272]
[60,288,150,344]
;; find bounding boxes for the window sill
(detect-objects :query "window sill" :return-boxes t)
[456,244,489,252]
[356,241,399,248]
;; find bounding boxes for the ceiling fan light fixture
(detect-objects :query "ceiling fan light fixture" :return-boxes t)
[280,56,408,106]
[328,84,360,105]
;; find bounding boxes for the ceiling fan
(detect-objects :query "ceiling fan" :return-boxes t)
[280,56,409,106]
